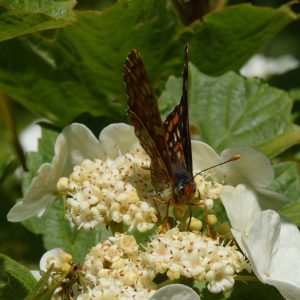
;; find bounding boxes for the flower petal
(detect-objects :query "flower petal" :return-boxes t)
[149,284,200,300]
[280,219,300,249]
[220,147,274,188]
[30,270,41,281]
[99,123,140,158]
[191,141,222,174]
[255,188,288,210]
[39,248,65,271]
[220,184,260,236]
[60,123,104,166]
[8,123,103,222]
[221,184,300,300]
[7,164,57,221]
[266,221,300,300]
[242,210,280,282]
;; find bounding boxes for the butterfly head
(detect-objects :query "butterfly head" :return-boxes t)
[174,178,196,204]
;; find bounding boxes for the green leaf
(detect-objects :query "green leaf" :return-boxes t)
[290,88,300,100]
[159,64,296,156]
[26,265,62,300]
[272,162,300,204]
[184,4,295,75]
[229,280,284,300]
[0,0,77,41]
[0,1,296,126]
[23,199,111,263]
[0,0,180,126]
[274,162,300,224]
[280,202,300,226]
[37,127,58,162]
[0,253,37,299]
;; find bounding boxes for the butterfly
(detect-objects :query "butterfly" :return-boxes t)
[123,45,196,210]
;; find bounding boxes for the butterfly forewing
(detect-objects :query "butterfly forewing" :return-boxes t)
[124,50,174,189]
[124,46,195,206]
[163,45,193,181]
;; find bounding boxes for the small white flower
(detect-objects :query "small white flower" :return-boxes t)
[206,262,234,293]
[7,123,106,221]
[33,248,81,299]
[39,248,73,273]
[221,184,300,300]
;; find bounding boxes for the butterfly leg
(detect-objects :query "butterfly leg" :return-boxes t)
[163,199,171,231]
[152,196,162,221]
[190,196,212,237]
[187,203,192,231]
[202,202,212,238]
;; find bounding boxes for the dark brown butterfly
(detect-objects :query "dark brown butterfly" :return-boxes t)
[123,45,196,210]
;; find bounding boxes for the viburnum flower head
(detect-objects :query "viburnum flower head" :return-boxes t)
[78,230,249,299]
[7,123,286,232]
[143,227,250,293]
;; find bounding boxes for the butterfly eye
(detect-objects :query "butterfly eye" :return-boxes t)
[175,183,185,195]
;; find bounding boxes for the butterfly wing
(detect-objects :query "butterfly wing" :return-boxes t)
[124,50,174,190]
[163,45,193,182]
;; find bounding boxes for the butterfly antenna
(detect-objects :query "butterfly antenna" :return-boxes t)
[193,155,240,179]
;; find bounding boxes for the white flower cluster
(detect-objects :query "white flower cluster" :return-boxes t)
[143,227,251,293]
[193,174,223,210]
[58,145,224,232]
[58,149,158,232]
[79,233,156,300]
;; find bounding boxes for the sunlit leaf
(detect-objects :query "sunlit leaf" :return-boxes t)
[0,0,77,41]
[0,1,295,126]
[275,162,300,225]
[273,162,300,203]
[159,64,296,156]
[184,4,295,75]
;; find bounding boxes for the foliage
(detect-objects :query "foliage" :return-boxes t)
[0,253,37,299]
[0,0,300,299]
